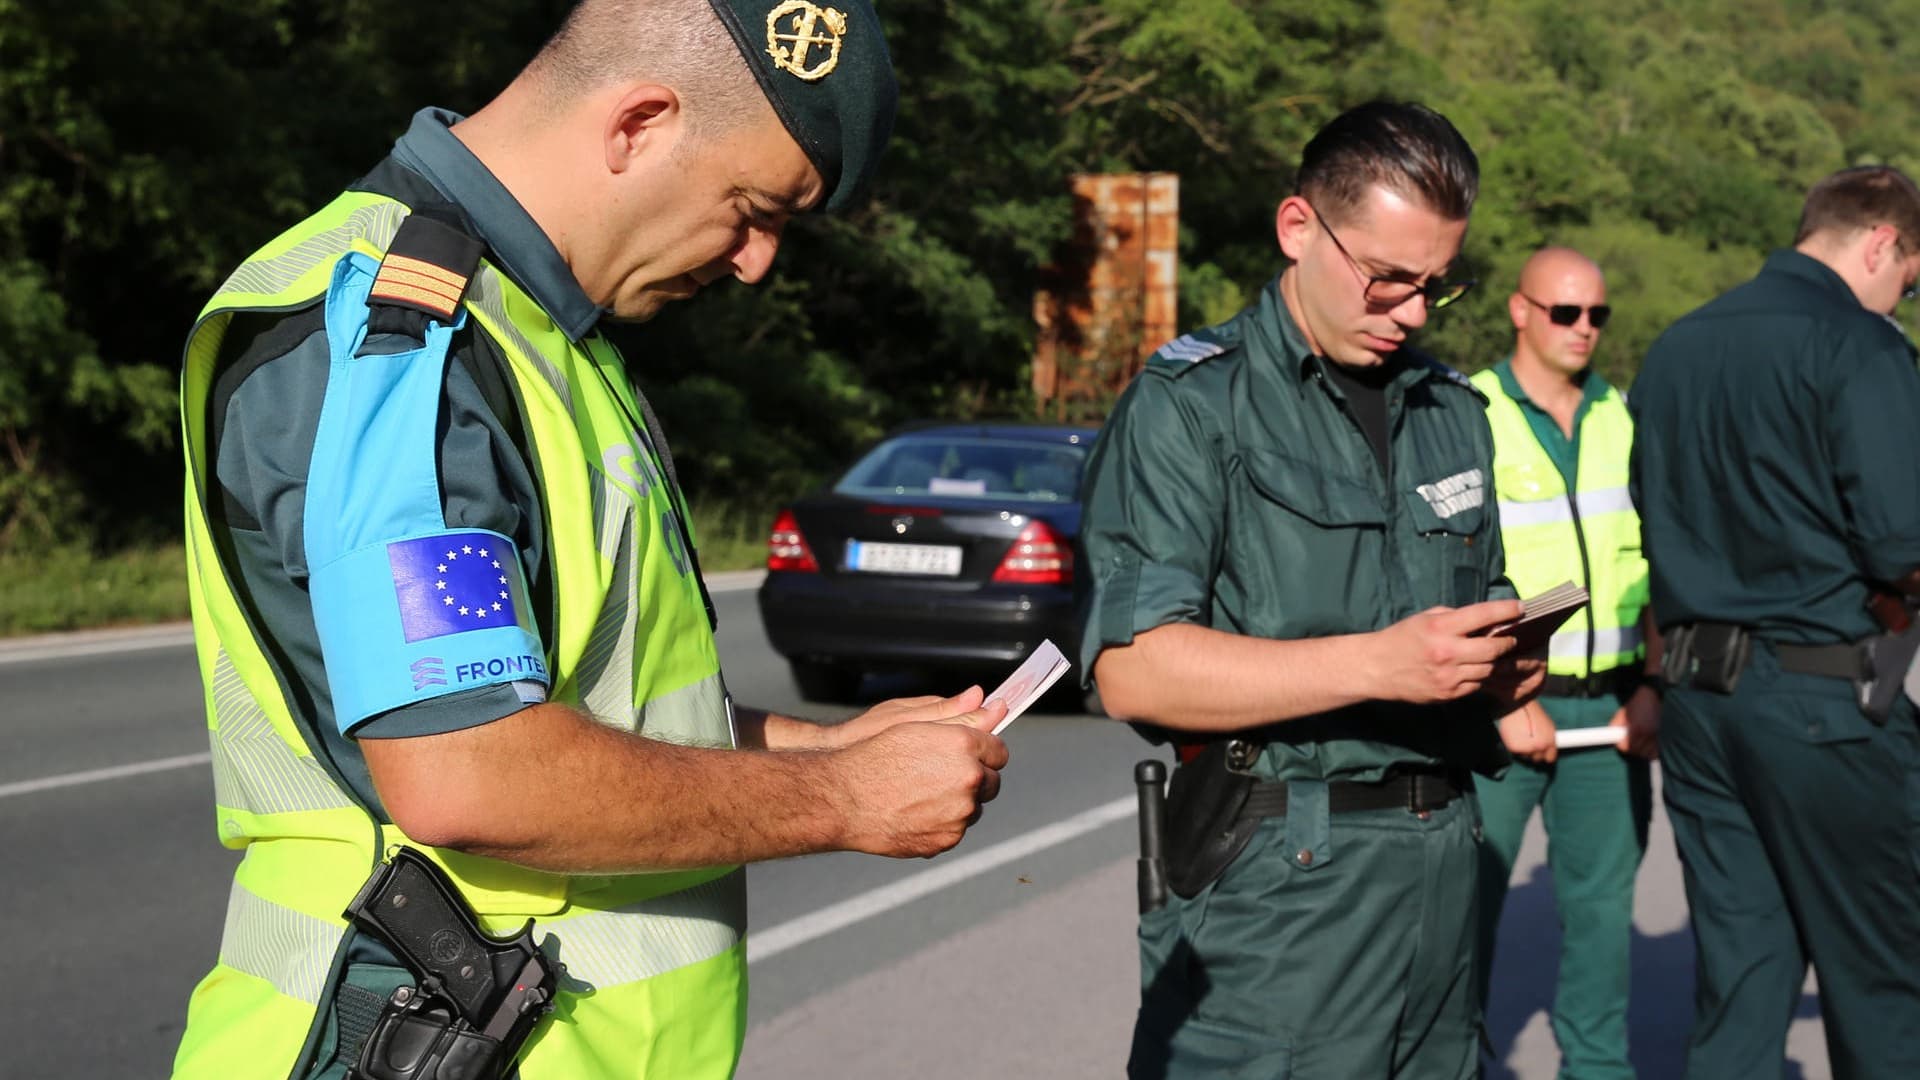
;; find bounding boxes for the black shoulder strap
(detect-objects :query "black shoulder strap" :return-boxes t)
[368,211,484,323]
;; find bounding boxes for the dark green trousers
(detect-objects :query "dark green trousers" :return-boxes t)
[1662,646,1920,1080]
[1129,793,1481,1080]
[1474,694,1653,1080]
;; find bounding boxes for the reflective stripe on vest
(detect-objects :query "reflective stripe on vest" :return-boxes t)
[174,190,743,1079]
[1470,368,1650,678]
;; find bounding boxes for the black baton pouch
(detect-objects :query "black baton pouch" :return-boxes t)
[1687,623,1751,694]
[1164,739,1262,899]
[1665,623,1750,695]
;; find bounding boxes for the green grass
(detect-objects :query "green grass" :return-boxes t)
[0,543,191,636]
[0,505,771,639]
[691,503,771,572]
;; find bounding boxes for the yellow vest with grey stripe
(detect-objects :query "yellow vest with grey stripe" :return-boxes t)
[173,191,745,1078]
[1470,368,1649,676]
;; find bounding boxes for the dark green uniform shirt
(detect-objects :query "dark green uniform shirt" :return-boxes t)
[1079,279,1513,782]
[1630,249,1920,643]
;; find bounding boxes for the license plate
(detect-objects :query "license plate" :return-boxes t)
[844,541,963,577]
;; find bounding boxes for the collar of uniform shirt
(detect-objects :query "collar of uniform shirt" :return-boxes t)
[388,107,605,343]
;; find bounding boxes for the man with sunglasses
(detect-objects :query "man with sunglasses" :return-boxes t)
[1468,247,1659,1079]
[1080,101,1544,1079]
[1631,165,1920,1078]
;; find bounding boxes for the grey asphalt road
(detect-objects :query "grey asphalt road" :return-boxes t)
[0,584,1834,1079]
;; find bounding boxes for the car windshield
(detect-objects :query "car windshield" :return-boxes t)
[834,434,1090,502]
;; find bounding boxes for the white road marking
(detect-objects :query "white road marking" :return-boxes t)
[747,795,1135,964]
[0,625,196,666]
[0,572,768,666]
[703,569,767,594]
[0,752,212,799]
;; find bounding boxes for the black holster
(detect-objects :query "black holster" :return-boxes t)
[1662,622,1752,695]
[1164,739,1263,899]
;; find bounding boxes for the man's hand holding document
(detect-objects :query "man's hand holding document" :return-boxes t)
[1476,580,1589,654]
[982,639,1072,734]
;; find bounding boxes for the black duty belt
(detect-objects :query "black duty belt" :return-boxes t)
[1542,668,1645,699]
[1236,769,1465,821]
[1773,640,1870,681]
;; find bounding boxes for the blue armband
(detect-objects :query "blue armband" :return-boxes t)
[305,251,548,733]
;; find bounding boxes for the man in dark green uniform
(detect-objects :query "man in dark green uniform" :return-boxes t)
[1081,101,1545,1079]
[1631,165,1920,1080]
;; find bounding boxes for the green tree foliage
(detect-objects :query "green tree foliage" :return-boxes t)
[7,0,1920,556]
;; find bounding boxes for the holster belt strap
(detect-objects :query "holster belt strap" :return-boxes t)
[1542,667,1645,699]
[1774,640,1870,681]
[1236,770,1465,820]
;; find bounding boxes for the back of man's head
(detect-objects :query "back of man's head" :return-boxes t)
[1794,165,1920,248]
[1295,101,1479,226]
[527,0,898,211]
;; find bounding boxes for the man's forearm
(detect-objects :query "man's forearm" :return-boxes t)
[365,703,849,874]
[1093,622,1379,732]
[731,704,828,751]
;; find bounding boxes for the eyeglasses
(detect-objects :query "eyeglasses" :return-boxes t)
[1311,204,1475,311]
[1522,296,1612,329]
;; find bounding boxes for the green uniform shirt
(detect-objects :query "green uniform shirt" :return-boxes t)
[1631,249,1920,644]
[1079,278,1513,782]
[1490,356,1610,490]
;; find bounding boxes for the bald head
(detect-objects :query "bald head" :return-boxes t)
[1509,246,1608,379]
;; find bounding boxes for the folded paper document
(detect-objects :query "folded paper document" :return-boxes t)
[984,639,1071,735]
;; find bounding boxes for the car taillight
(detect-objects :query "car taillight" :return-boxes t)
[767,509,819,572]
[992,519,1073,585]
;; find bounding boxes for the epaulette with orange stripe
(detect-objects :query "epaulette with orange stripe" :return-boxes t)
[368,212,484,321]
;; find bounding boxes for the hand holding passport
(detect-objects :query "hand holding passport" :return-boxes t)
[1476,581,1588,655]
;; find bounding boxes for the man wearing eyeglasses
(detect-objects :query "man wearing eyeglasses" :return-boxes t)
[1631,166,1920,1079]
[1080,100,1544,1079]
[1467,247,1659,1079]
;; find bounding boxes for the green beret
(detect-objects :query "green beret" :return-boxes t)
[705,0,898,212]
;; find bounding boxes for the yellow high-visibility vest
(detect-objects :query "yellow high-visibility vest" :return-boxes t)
[174,190,745,1079]
[1471,368,1649,676]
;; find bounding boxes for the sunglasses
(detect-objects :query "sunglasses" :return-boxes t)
[1311,203,1476,311]
[1524,296,1611,329]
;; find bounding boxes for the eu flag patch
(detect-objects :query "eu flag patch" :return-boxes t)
[389,532,526,643]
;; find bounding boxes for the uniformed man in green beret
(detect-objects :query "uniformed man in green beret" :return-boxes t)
[1080,100,1545,1079]
[1631,165,1920,1079]
[170,2,1010,1077]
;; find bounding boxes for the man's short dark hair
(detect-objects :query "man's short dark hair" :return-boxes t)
[1794,166,1920,248]
[1295,101,1479,225]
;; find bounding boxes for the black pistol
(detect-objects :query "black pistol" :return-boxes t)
[343,847,559,1080]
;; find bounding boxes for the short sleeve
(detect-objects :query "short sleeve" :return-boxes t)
[1826,326,1920,581]
[1076,374,1225,676]
[302,253,550,734]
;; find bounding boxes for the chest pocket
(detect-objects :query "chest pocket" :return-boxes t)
[1403,465,1491,607]
[1243,449,1385,527]
[1235,450,1387,633]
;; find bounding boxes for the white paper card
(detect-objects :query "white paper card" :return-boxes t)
[983,639,1071,735]
[1555,725,1628,750]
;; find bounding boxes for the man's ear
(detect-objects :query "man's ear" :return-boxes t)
[1508,291,1530,331]
[1276,195,1315,262]
[1864,223,1902,275]
[603,84,683,175]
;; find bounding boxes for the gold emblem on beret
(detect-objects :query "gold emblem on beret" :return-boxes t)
[766,1,846,81]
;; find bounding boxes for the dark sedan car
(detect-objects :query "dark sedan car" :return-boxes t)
[758,421,1097,703]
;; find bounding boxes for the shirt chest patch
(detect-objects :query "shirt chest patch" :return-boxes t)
[1416,467,1485,519]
